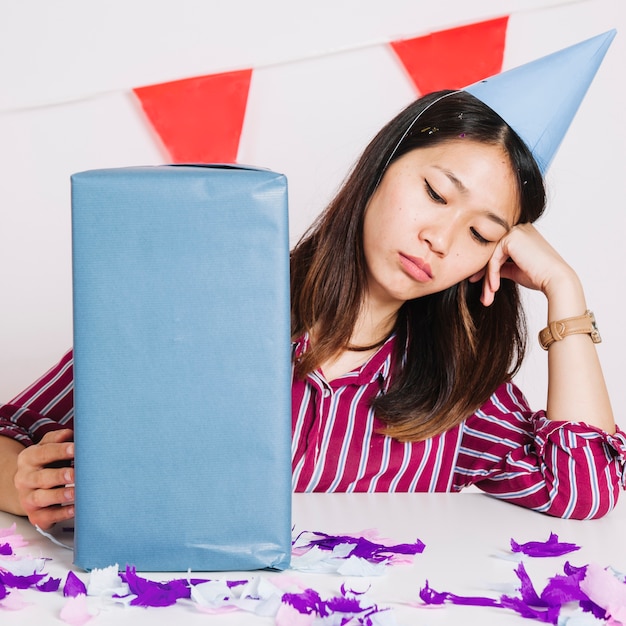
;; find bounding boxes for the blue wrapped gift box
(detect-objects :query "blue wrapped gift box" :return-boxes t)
[71,164,292,572]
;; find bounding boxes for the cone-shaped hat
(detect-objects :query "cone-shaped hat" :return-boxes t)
[465,30,616,173]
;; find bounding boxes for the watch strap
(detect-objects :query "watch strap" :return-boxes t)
[538,310,601,350]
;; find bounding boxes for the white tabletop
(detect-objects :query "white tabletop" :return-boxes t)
[1,492,624,625]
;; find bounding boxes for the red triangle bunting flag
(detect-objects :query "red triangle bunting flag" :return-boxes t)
[133,69,252,164]
[390,16,509,94]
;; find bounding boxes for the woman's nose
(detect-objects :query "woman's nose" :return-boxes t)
[420,217,455,256]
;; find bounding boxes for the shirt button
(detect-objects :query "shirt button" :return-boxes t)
[322,388,331,398]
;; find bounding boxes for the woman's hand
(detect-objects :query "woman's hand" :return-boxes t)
[470,223,580,308]
[14,429,75,530]
[471,223,614,432]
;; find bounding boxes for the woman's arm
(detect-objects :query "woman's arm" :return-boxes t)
[0,349,76,527]
[0,435,27,515]
[454,382,626,519]
[479,223,615,433]
[542,269,614,431]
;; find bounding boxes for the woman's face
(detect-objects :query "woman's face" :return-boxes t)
[363,139,519,310]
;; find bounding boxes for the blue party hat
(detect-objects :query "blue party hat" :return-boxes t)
[465,30,616,173]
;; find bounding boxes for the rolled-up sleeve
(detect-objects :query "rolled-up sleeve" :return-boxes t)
[454,381,626,520]
[0,350,74,446]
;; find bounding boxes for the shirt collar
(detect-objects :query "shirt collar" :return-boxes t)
[292,332,395,387]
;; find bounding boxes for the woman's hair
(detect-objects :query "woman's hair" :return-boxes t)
[290,90,546,441]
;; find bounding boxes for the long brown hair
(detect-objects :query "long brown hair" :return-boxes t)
[290,91,546,441]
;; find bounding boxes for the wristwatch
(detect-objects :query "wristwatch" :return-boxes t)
[538,309,602,350]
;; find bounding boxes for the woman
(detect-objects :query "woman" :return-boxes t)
[1,86,625,529]
[289,90,623,507]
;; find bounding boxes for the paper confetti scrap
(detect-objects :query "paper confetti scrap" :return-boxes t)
[417,558,626,625]
[278,585,398,626]
[0,524,27,546]
[0,569,47,589]
[0,588,30,610]
[63,571,87,598]
[580,563,626,624]
[59,594,95,626]
[291,529,425,575]
[419,581,501,608]
[294,530,425,562]
[510,532,581,558]
[1,523,626,626]
[121,566,196,607]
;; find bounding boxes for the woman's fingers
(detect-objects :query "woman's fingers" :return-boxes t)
[13,428,75,530]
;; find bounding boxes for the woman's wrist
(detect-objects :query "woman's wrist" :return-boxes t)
[543,266,587,321]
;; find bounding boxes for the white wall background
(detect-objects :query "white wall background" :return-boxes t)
[1,0,624,427]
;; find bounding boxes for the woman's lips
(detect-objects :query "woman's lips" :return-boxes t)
[399,253,433,282]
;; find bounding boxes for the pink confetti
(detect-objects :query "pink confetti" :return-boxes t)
[275,602,315,626]
[580,563,626,623]
[0,525,28,550]
[0,588,30,611]
[60,594,95,626]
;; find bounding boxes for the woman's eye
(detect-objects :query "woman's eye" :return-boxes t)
[470,227,492,245]
[425,180,446,204]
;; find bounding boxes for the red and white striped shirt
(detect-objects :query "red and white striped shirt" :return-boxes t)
[2,344,625,519]
[0,350,74,444]
[291,335,626,519]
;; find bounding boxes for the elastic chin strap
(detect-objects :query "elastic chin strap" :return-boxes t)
[376,90,462,188]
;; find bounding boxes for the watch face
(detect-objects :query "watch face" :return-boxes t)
[588,310,602,344]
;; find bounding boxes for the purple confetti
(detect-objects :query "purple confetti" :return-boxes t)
[0,517,620,626]
[0,569,47,589]
[580,598,608,620]
[558,562,606,619]
[540,566,589,607]
[419,581,501,608]
[340,582,370,597]
[418,581,448,605]
[325,593,365,613]
[296,530,425,563]
[280,586,388,623]
[499,562,561,623]
[418,559,614,624]
[225,579,249,590]
[514,561,546,606]
[121,566,191,607]
[510,532,580,558]
[499,595,560,624]
[188,576,224,586]
[37,577,62,593]
[282,588,327,616]
[63,570,87,597]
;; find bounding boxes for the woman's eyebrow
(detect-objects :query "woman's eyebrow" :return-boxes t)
[436,166,467,194]
[484,211,511,231]
[435,166,511,231]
